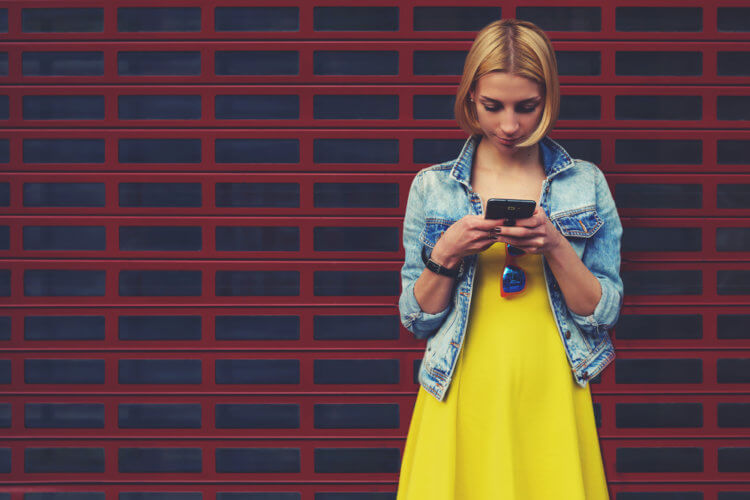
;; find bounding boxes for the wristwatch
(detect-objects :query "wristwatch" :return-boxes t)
[421,246,463,279]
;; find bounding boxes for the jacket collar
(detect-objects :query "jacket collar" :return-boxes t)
[449,134,576,190]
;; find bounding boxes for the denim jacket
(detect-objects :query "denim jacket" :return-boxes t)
[399,134,623,401]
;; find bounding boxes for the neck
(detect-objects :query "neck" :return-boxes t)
[475,135,540,174]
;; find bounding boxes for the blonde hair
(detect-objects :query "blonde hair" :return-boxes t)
[454,19,560,148]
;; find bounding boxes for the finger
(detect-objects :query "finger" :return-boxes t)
[478,236,498,249]
[529,206,542,218]
[522,205,547,222]
[514,212,544,228]
[495,234,531,249]
[487,228,503,241]
[470,229,499,243]
[476,217,506,229]
[481,232,505,248]
[513,217,535,228]
[492,225,533,239]
[497,233,546,254]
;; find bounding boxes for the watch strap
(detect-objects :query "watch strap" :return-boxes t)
[421,246,462,278]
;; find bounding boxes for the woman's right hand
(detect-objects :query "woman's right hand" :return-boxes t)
[430,215,504,269]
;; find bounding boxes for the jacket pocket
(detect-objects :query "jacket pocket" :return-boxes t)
[551,206,603,238]
[418,218,456,248]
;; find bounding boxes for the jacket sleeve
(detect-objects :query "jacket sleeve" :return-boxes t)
[398,173,453,339]
[567,167,624,335]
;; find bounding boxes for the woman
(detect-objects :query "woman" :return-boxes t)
[397,19,623,499]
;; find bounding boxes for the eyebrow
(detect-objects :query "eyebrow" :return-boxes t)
[478,95,542,105]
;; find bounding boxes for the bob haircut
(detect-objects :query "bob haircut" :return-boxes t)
[455,19,560,148]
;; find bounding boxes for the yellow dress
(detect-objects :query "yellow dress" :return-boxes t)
[397,243,610,499]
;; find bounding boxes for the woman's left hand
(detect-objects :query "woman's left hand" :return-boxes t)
[492,207,564,255]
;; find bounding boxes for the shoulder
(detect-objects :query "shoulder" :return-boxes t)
[411,158,457,193]
[570,158,612,196]
[570,157,604,179]
[415,159,454,178]
[555,157,608,192]
[549,157,613,211]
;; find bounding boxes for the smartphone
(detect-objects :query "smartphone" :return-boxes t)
[485,198,536,225]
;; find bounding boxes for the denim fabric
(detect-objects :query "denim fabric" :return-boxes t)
[399,135,623,401]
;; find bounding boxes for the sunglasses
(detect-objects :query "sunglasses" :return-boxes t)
[501,243,526,298]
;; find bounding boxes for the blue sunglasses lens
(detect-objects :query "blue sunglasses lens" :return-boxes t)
[502,265,526,293]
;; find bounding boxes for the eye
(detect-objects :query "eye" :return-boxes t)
[481,103,539,113]
[517,104,539,114]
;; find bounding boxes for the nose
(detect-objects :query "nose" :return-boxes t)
[498,110,519,137]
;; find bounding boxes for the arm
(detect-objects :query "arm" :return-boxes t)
[413,250,461,315]
[398,173,499,338]
[398,174,454,339]
[543,232,603,317]
[492,168,623,334]
[562,169,624,333]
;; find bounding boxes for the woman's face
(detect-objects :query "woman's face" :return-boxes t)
[469,72,544,152]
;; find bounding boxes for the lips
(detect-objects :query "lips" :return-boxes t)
[495,136,517,146]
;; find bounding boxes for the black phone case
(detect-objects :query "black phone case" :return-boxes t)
[485,198,536,220]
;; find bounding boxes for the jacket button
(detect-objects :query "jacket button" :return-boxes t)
[582,371,589,380]
[565,330,571,339]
